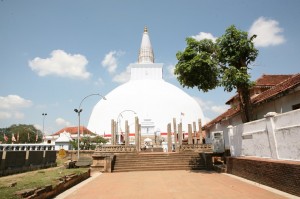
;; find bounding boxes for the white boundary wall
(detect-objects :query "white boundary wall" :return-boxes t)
[228,109,300,161]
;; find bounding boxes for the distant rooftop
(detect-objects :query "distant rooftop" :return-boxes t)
[52,126,94,136]
[205,73,300,129]
[255,74,293,87]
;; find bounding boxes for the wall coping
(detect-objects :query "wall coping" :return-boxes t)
[228,156,300,165]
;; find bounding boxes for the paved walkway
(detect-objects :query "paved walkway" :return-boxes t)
[55,170,298,199]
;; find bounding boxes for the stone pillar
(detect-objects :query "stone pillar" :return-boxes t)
[0,150,6,170]
[114,120,118,145]
[25,150,30,166]
[139,124,141,149]
[111,119,115,145]
[42,150,46,165]
[167,123,172,152]
[135,117,140,152]
[178,123,182,146]
[193,122,196,137]
[188,124,193,145]
[198,119,203,144]
[264,112,279,159]
[193,122,197,144]
[227,125,234,156]
[173,118,177,152]
[125,120,129,147]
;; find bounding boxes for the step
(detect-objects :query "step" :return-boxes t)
[112,154,206,172]
[113,166,206,172]
[114,160,204,165]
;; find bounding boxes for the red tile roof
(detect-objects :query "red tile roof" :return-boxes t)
[255,74,293,87]
[252,73,300,105]
[225,74,294,104]
[52,126,94,136]
[205,73,300,129]
[204,107,240,129]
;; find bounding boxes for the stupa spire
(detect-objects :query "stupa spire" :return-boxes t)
[138,26,154,64]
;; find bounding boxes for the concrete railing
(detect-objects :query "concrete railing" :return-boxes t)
[179,144,213,152]
[94,144,213,153]
[95,145,137,153]
[0,144,55,151]
[0,144,57,176]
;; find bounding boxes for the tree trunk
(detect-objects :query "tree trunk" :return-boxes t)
[237,87,252,123]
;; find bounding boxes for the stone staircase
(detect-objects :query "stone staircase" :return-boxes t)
[112,152,207,172]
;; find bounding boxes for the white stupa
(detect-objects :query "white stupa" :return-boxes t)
[88,27,204,136]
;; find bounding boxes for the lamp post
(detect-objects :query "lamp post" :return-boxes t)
[42,113,47,136]
[117,110,137,144]
[74,93,106,159]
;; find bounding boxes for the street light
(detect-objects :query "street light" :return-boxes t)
[74,93,106,159]
[42,113,47,136]
[117,110,137,144]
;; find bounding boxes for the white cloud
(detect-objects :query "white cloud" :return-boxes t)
[94,77,104,86]
[165,64,177,79]
[192,32,217,42]
[34,124,42,131]
[34,124,51,135]
[0,111,11,119]
[193,96,228,124]
[56,117,71,127]
[29,49,91,79]
[0,95,32,109]
[249,17,285,47]
[112,65,131,83]
[168,64,175,75]
[14,111,25,119]
[0,111,25,120]
[211,105,228,114]
[101,51,119,74]
[193,97,211,110]
[0,95,31,120]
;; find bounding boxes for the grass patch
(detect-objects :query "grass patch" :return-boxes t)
[0,167,89,199]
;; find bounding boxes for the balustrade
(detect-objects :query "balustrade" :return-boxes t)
[179,144,213,152]
[95,145,137,153]
[0,144,55,151]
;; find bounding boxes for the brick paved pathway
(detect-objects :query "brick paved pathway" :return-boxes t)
[56,170,297,199]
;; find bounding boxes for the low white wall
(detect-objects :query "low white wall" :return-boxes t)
[229,109,300,161]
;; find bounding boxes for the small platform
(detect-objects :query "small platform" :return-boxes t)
[75,156,93,167]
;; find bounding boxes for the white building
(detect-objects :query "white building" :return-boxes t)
[45,126,96,150]
[54,131,73,150]
[204,74,300,150]
[88,27,205,138]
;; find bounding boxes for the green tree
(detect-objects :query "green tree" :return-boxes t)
[69,139,78,150]
[175,25,258,122]
[69,135,108,150]
[0,124,43,143]
[91,135,108,145]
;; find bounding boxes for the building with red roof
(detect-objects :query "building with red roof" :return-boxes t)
[204,73,300,148]
[45,126,97,150]
[52,126,94,136]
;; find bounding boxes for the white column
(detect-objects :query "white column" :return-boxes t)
[167,123,172,152]
[188,124,193,145]
[264,112,279,159]
[227,125,234,156]
[173,118,177,151]
[198,119,203,144]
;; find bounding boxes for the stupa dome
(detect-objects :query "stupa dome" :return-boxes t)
[87,27,204,135]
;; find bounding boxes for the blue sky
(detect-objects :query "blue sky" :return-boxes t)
[1,0,299,134]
